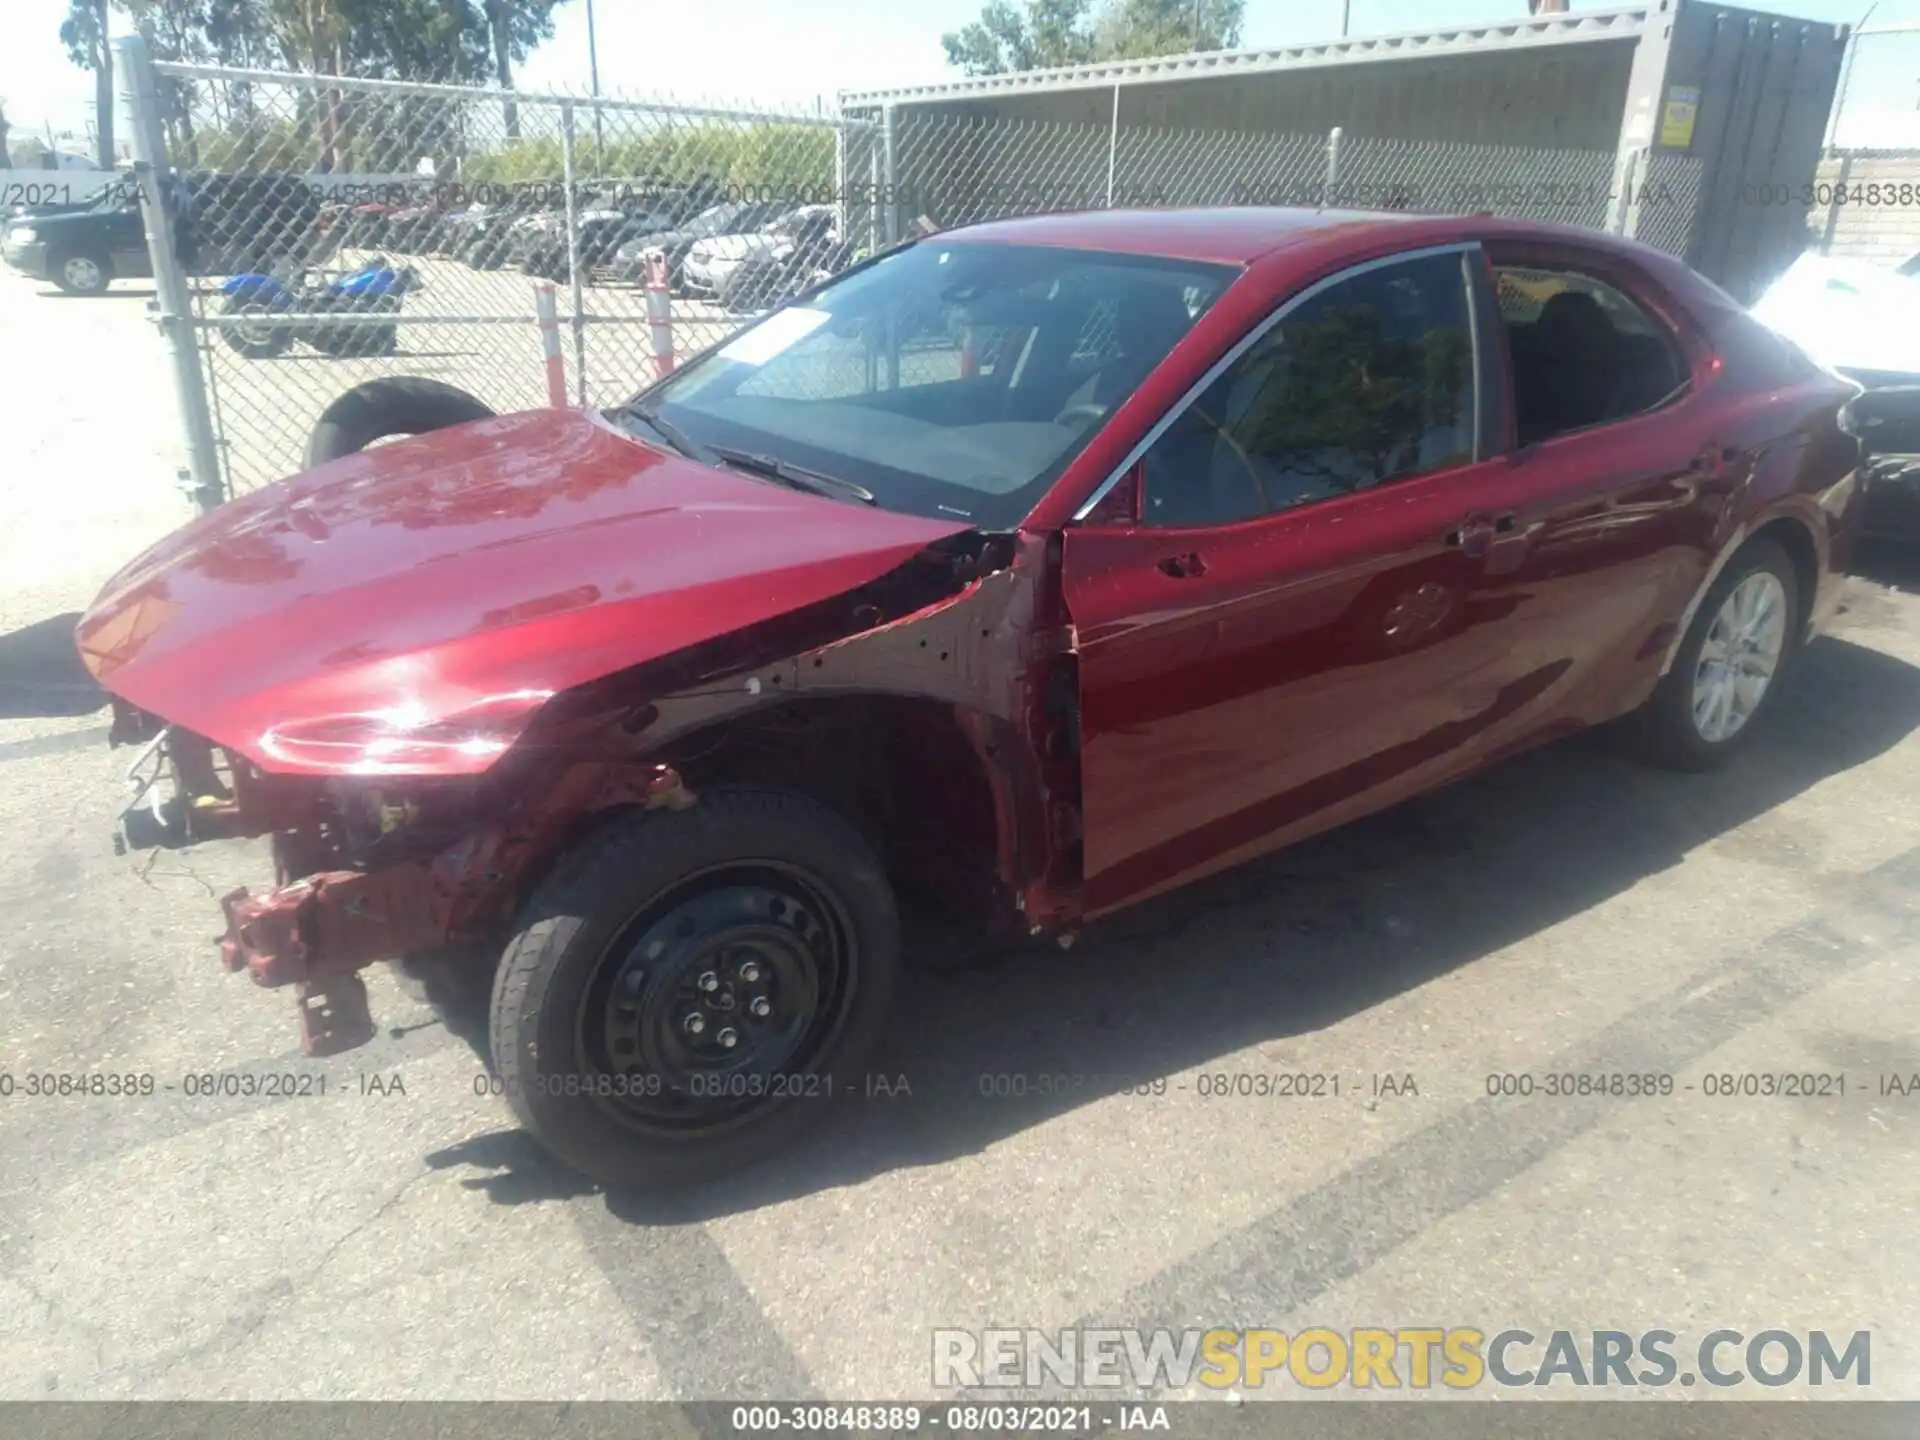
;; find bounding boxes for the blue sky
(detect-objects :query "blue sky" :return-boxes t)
[3,0,1914,151]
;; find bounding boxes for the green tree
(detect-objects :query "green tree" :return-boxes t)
[943,0,1243,74]
[483,0,571,141]
[60,0,115,168]
[1090,0,1243,60]
[942,0,1095,75]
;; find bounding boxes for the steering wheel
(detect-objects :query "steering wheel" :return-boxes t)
[1053,402,1110,428]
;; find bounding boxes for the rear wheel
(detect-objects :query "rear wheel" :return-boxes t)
[487,788,900,1190]
[1632,538,1799,770]
[220,298,290,357]
[51,249,112,296]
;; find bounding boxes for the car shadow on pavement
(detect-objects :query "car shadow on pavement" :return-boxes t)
[0,612,106,718]
[427,632,1920,1217]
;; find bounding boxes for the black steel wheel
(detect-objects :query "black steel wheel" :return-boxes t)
[488,787,899,1190]
[577,861,860,1134]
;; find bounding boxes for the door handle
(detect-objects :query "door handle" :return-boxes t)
[1156,551,1208,579]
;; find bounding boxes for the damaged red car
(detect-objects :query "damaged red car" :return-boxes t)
[78,208,1866,1189]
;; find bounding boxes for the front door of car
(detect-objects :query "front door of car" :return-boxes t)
[1060,244,1557,916]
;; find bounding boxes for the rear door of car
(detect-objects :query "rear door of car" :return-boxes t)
[1467,238,1731,743]
[1059,242,1558,915]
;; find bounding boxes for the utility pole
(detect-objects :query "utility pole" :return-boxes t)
[1341,0,1351,37]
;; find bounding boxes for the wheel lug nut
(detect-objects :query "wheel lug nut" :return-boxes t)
[749,996,772,1018]
[683,1013,706,1035]
[697,971,720,992]
[738,961,762,983]
[717,1027,739,1049]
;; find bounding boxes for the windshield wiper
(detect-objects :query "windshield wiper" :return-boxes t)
[708,445,877,505]
[616,403,704,461]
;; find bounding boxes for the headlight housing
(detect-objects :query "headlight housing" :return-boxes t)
[9,227,36,244]
[258,689,554,776]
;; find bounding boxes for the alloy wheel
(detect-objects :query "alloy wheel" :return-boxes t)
[1690,570,1787,744]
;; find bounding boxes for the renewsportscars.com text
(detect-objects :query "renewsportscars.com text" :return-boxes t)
[932,1327,1872,1391]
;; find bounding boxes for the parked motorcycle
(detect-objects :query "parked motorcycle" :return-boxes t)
[217,256,420,359]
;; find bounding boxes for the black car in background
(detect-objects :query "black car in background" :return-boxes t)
[3,178,148,294]
[2,171,323,294]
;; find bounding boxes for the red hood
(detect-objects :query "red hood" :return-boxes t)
[78,409,972,775]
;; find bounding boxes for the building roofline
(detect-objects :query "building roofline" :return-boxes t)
[838,4,1651,108]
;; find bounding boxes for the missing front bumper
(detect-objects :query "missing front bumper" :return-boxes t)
[219,864,452,1056]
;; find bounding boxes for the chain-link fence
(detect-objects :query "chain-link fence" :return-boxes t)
[123,47,864,496]
[1803,26,1920,266]
[118,40,1707,506]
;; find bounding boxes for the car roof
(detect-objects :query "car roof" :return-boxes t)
[942,206,1590,267]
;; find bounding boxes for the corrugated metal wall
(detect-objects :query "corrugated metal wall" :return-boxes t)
[1658,1,1848,300]
[904,44,1637,151]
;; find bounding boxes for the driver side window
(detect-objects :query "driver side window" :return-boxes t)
[1140,250,1478,528]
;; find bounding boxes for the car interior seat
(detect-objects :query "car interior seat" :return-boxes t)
[1525,289,1621,439]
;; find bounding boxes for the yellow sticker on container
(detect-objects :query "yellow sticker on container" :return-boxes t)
[1660,85,1700,148]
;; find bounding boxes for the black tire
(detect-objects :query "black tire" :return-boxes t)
[1631,538,1801,771]
[219,297,291,358]
[488,788,901,1191]
[304,376,494,466]
[50,248,112,296]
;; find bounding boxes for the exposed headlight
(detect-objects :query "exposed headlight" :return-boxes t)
[9,227,36,244]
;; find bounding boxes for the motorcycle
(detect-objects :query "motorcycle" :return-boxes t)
[217,256,420,359]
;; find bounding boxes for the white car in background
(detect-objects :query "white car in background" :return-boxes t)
[682,204,838,305]
[1751,248,1920,539]
[1749,248,1920,384]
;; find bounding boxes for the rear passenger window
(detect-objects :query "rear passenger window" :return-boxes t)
[1494,266,1689,446]
[1140,251,1477,528]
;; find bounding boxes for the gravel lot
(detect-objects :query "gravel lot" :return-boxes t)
[1,263,1918,1410]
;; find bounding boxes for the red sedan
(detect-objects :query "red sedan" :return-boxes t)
[77,207,1867,1188]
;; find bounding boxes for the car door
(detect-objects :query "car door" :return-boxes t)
[1467,242,1730,747]
[106,199,152,279]
[1060,243,1556,915]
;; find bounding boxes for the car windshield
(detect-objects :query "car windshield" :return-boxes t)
[623,240,1237,527]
